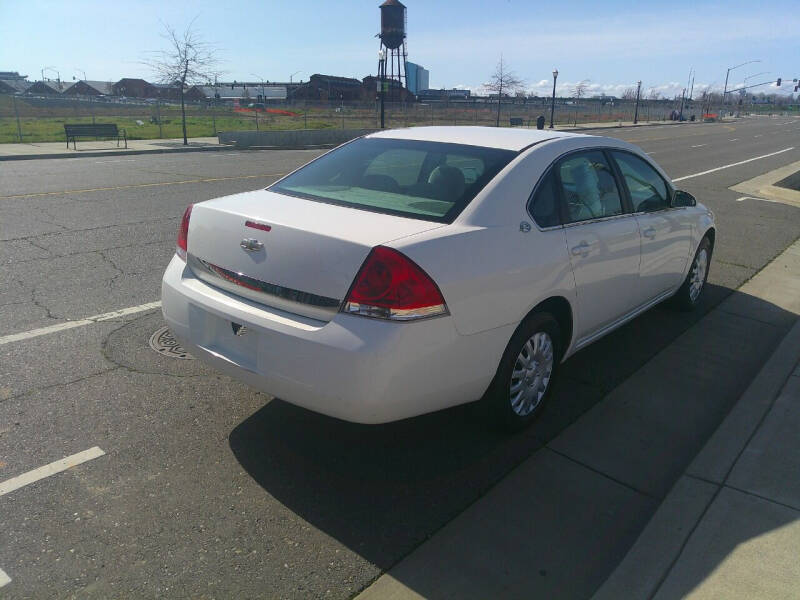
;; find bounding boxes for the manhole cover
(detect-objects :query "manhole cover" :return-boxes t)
[148,326,194,360]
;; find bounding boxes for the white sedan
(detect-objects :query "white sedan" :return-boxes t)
[162,126,715,429]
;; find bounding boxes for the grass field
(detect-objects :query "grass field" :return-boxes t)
[2,93,792,144]
[0,114,374,143]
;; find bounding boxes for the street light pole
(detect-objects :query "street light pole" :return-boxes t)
[634,80,641,124]
[549,69,558,129]
[723,59,760,106]
[378,49,386,129]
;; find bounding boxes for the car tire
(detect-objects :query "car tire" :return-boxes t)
[671,236,712,311]
[482,312,562,432]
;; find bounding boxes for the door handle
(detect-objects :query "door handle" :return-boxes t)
[643,227,657,239]
[571,240,593,257]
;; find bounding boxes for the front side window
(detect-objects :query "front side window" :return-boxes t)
[271,138,516,223]
[611,151,669,212]
[557,151,623,224]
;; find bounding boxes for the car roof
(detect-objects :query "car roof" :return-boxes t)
[366,125,590,151]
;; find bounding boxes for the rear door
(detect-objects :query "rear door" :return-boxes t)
[610,151,692,304]
[556,150,642,341]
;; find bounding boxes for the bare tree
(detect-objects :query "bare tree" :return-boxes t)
[621,87,637,100]
[144,20,220,145]
[485,55,524,127]
[572,80,590,99]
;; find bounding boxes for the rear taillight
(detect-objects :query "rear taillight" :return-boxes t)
[176,204,193,260]
[342,246,448,321]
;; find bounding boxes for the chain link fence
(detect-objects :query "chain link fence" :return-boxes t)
[1,93,790,144]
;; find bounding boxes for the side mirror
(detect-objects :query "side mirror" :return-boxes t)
[673,190,696,207]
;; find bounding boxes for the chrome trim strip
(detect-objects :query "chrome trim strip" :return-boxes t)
[573,288,676,351]
[562,212,638,228]
[187,254,340,320]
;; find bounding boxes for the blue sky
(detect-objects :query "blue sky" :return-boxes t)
[1,0,797,98]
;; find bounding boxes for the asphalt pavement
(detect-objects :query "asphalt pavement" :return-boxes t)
[1,116,800,598]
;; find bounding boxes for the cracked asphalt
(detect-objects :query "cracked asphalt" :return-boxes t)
[1,118,800,598]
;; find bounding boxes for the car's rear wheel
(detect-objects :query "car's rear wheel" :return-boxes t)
[672,236,712,311]
[483,312,562,431]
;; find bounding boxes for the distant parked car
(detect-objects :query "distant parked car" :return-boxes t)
[162,127,715,429]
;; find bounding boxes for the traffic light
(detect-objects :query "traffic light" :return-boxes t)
[776,78,781,86]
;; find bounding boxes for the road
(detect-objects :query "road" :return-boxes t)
[1,116,799,598]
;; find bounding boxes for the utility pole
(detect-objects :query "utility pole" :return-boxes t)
[633,80,642,124]
[679,88,686,121]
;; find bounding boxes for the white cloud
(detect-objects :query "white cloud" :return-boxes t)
[413,9,800,92]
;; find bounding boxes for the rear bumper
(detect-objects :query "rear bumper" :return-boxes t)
[161,255,513,423]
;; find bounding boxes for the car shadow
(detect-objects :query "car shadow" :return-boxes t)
[228,282,797,596]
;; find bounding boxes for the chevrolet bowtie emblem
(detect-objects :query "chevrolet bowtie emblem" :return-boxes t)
[240,238,264,252]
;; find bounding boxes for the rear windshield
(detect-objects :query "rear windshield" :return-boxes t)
[270,138,517,223]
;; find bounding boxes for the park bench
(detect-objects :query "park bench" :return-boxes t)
[64,123,127,150]
[509,117,524,127]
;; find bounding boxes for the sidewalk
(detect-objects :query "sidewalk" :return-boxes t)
[595,321,800,599]
[555,119,683,131]
[356,238,800,600]
[0,136,224,161]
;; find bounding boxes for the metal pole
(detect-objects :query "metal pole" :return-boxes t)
[723,68,730,107]
[679,88,686,121]
[380,57,386,129]
[549,71,558,128]
[90,93,95,124]
[211,100,217,136]
[156,100,163,138]
[633,80,641,124]
[12,94,22,142]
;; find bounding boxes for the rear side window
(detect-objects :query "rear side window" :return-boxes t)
[529,170,561,228]
[557,151,623,224]
[271,138,517,223]
[611,151,669,212]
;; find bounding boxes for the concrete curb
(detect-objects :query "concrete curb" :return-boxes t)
[0,144,233,162]
[593,317,800,600]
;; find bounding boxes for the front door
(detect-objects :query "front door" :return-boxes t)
[556,150,642,341]
[610,151,692,303]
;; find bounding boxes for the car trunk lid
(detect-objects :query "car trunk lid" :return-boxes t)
[186,189,443,321]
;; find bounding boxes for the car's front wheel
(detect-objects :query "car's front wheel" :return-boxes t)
[672,236,712,310]
[482,312,561,431]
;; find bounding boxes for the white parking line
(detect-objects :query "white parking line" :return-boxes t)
[0,301,161,346]
[0,447,106,497]
[736,196,781,204]
[0,568,10,588]
[754,135,763,138]
[673,147,795,182]
[690,144,707,148]
[729,138,739,141]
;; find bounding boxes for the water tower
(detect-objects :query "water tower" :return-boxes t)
[378,0,407,100]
